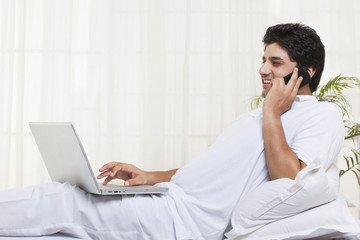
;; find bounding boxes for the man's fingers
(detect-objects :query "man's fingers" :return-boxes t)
[110,163,132,177]
[116,163,139,175]
[102,176,113,185]
[125,175,145,186]
[97,168,114,179]
[99,161,118,172]
[124,179,138,186]
[287,67,299,87]
[98,162,123,179]
[292,76,303,95]
[124,180,132,186]
[110,163,125,176]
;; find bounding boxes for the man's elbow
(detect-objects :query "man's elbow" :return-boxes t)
[270,159,307,180]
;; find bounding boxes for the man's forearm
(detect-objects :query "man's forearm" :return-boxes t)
[145,169,179,185]
[263,110,306,180]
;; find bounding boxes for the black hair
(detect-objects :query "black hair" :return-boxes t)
[262,23,325,92]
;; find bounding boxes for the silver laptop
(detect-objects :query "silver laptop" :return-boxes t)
[29,122,168,195]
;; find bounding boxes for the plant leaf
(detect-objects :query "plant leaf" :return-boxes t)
[250,96,263,109]
[351,169,360,186]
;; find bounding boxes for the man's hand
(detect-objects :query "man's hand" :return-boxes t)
[263,68,303,116]
[97,162,178,186]
[97,162,150,186]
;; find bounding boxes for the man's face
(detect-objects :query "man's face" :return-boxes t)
[259,43,297,97]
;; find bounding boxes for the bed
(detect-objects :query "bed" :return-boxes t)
[1,164,359,239]
[0,231,359,240]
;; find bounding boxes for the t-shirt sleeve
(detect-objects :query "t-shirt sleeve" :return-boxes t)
[289,104,345,169]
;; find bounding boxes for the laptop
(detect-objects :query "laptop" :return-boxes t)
[29,122,168,195]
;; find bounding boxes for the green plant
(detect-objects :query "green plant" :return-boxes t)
[339,149,360,185]
[251,74,360,185]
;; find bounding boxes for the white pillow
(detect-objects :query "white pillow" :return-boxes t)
[226,197,360,240]
[227,159,339,238]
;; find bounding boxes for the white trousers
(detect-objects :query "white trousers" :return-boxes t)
[0,182,176,240]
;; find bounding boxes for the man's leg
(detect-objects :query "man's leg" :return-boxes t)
[0,182,175,239]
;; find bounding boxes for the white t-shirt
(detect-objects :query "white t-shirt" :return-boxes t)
[157,95,345,240]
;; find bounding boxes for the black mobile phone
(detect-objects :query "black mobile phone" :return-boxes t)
[283,65,311,88]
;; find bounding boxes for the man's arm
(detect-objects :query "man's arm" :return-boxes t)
[263,68,307,180]
[145,169,179,185]
[263,110,307,180]
[97,162,178,186]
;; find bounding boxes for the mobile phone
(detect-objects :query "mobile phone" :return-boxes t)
[283,65,311,88]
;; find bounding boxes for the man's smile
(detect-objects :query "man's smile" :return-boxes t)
[262,78,272,85]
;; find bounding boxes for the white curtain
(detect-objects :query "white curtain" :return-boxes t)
[1,0,359,215]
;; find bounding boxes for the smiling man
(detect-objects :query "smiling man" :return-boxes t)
[0,23,345,240]
[260,24,322,181]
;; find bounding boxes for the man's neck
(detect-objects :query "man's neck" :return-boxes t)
[297,85,312,95]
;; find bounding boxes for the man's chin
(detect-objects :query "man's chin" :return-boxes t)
[262,90,267,98]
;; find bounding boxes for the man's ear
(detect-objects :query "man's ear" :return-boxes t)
[307,66,316,78]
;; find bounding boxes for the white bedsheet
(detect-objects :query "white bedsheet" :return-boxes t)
[0,233,82,239]
[1,232,359,240]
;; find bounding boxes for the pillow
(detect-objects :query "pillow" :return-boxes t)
[226,159,339,237]
[225,197,360,240]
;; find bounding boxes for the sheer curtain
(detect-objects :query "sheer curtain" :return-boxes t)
[1,0,359,215]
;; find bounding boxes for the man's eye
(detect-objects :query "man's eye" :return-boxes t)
[272,62,281,66]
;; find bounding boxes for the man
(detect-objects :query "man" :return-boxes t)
[0,23,344,239]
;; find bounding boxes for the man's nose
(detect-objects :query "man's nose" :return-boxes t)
[259,63,271,76]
